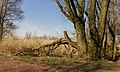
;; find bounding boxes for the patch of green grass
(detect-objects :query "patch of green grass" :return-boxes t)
[12,55,120,72]
[12,56,39,64]
[12,56,104,72]
[13,56,80,65]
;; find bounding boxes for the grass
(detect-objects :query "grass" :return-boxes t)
[10,55,120,72]
[1,37,120,72]
[0,38,55,54]
[13,56,80,65]
[0,37,77,58]
[12,56,85,71]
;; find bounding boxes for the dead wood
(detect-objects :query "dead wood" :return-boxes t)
[15,38,76,57]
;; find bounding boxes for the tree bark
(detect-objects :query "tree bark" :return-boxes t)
[75,21,88,59]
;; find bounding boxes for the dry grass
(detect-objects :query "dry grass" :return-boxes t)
[0,37,77,57]
[0,37,55,54]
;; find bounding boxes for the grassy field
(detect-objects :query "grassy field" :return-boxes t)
[1,37,120,72]
[0,37,78,58]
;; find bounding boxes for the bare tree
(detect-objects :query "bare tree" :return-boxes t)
[25,32,32,39]
[0,0,23,41]
[55,0,110,60]
[106,0,120,60]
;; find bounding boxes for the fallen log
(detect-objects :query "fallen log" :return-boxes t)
[15,38,71,56]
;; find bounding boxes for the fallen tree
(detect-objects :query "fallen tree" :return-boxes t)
[15,33,78,57]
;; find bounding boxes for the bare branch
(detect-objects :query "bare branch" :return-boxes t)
[55,0,73,22]
[63,31,78,49]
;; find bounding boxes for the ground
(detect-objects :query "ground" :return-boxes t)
[0,56,62,72]
[0,54,120,72]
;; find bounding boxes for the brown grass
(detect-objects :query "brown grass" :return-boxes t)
[0,38,55,54]
[0,37,77,58]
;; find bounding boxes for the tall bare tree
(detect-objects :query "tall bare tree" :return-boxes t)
[0,0,23,41]
[55,0,111,60]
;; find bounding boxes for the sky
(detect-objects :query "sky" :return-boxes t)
[16,0,74,38]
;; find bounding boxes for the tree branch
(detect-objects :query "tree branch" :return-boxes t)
[70,0,78,18]
[55,0,74,23]
[63,31,78,49]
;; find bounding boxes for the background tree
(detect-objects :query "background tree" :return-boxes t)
[106,0,120,60]
[0,0,23,41]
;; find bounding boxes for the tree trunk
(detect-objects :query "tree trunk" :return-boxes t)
[0,23,3,42]
[98,0,110,59]
[75,21,88,59]
[98,0,110,45]
[88,0,100,60]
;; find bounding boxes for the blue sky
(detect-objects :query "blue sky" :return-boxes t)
[16,0,74,38]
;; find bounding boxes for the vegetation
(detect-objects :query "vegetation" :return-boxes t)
[8,55,120,72]
[0,0,120,71]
